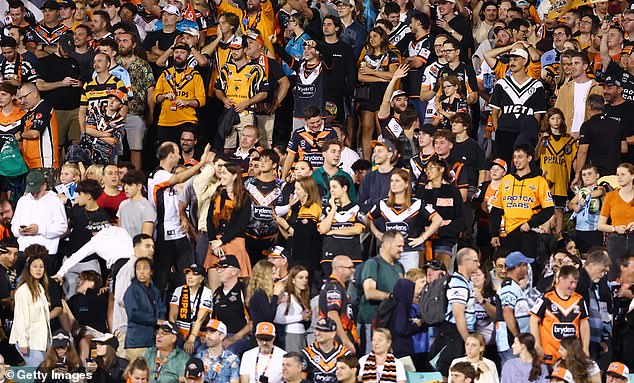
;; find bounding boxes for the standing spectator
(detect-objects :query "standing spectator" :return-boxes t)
[143,6,181,64]
[568,165,605,254]
[195,319,241,383]
[433,0,474,58]
[357,328,407,382]
[312,140,356,203]
[118,169,156,238]
[431,247,480,379]
[275,266,311,353]
[302,317,352,383]
[0,239,19,364]
[31,1,71,58]
[239,322,285,383]
[245,260,284,330]
[96,164,127,223]
[83,90,126,165]
[11,170,67,266]
[554,52,603,137]
[500,333,548,383]
[91,11,114,45]
[598,163,634,278]
[116,31,155,170]
[16,83,60,183]
[377,66,411,160]
[357,140,397,213]
[0,37,38,86]
[337,0,366,60]
[154,44,206,144]
[143,321,190,383]
[358,231,405,353]
[124,258,165,360]
[148,142,209,292]
[601,75,634,164]
[389,276,425,361]
[71,25,97,84]
[211,0,275,52]
[529,265,590,364]
[496,252,534,365]
[9,252,51,367]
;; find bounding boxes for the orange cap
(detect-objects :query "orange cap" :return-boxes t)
[607,362,629,379]
[547,367,574,383]
[255,322,276,337]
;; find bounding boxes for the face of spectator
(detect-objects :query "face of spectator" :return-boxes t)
[16,87,37,110]
[392,95,408,113]
[511,338,524,355]
[43,8,60,24]
[75,191,91,207]
[437,1,454,17]
[499,2,511,21]
[617,166,634,188]
[389,173,408,195]
[494,29,511,48]
[60,6,75,20]
[426,268,443,282]
[329,179,346,199]
[155,329,177,350]
[185,271,204,287]
[180,132,196,154]
[217,266,239,284]
[305,116,322,132]
[322,18,338,37]
[135,238,155,259]
[103,165,119,188]
[218,16,234,36]
[75,3,87,21]
[490,164,505,181]
[245,37,262,57]
[76,276,95,294]
[335,362,356,382]
[621,257,634,284]
[205,328,224,347]
[442,43,459,63]
[323,144,341,168]
[104,3,119,19]
[259,155,276,174]
[314,328,335,344]
[129,369,148,383]
[602,83,622,104]
[563,12,578,29]
[119,7,135,23]
[162,12,179,27]
[173,48,190,67]
[353,168,367,185]
[433,137,452,157]
[369,31,383,49]
[579,16,594,33]
[93,54,110,74]
[563,41,578,52]
[117,34,135,56]
[99,45,117,61]
[606,375,628,383]
[483,5,497,22]
[561,56,572,76]
[336,3,353,18]
[581,167,599,187]
[512,150,531,172]
[383,234,404,260]
[462,252,481,274]
[471,268,485,289]
[557,274,579,297]
[450,371,471,383]
[386,12,400,28]
[464,336,483,359]
[433,37,447,57]
[74,27,90,48]
[0,90,14,108]
[371,332,390,355]
[595,1,607,13]
[293,270,309,291]
[123,182,140,199]
[92,14,107,33]
[493,257,507,278]
[30,258,45,280]
[256,335,274,353]
[282,358,303,382]
[135,261,152,284]
[553,28,569,50]
[9,7,25,25]
[0,246,18,269]
[372,145,390,165]
[239,127,258,149]
[608,29,624,49]
[294,161,312,179]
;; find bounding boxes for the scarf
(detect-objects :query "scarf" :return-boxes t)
[361,352,398,383]
[177,284,204,322]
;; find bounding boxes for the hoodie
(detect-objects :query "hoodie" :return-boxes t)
[389,278,424,358]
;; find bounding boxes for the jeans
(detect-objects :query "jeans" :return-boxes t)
[17,345,45,367]
[399,250,420,272]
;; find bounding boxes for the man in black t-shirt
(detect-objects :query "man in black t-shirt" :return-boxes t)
[0,238,20,364]
[602,76,634,163]
[432,39,478,106]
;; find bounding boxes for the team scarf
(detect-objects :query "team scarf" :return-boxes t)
[361,352,398,383]
[178,284,204,322]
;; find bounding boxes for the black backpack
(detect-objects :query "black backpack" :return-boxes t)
[419,275,452,326]
[372,297,399,329]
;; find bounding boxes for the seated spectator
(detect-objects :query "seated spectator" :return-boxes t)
[553,337,600,383]
[281,352,310,383]
[605,362,629,383]
[86,333,129,383]
[336,355,360,383]
[500,333,548,383]
[37,330,82,381]
[96,164,127,223]
[123,357,151,383]
[195,320,240,383]
[240,322,286,383]
[143,321,190,383]
[449,333,499,383]
[358,328,408,380]
[450,362,477,383]
[303,317,352,383]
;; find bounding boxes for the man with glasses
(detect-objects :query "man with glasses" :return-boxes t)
[430,247,480,379]
[239,322,285,383]
[495,251,533,365]
[143,321,190,383]
[196,319,241,383]
[420,34,448,124]
[302,317,352,383]
[433,38,478,106]
[542,24,572,68]
[319,255,358,353]
[179,128,200,165]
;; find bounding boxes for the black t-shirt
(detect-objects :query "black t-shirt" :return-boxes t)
[212,281,247,334]
[38,54,82,110]
[261,56,285,104]
[433,62,478,99]
[578,114,625,176]
[67,288,109,332]
[322,39,358,96]
[69,206,110,255]
[604,101,634,163]
[604,60,634,102]
[453,138,486,188]
[69,49,97,84]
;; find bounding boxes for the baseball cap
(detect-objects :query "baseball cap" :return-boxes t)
[508,48,529,60]
[622,45,633,56]
[489,158,508,172]
[181,28,200,39]
[185,358,205,379]
[206,319,228,335]
[315,317,337,332]
[107,89,128,104]
[505,251,535,268]
[370,139,396,152]
[59,33,76,54]
[515,0,529,6]
[157,321,179,336]
[494,26,510,36]
[606,362,629,380]
[161,4,181,17]
[173,43,191,52]
[184,264,204,275]
[41,0,60,10]
[255,322,276,337]
[547,367,575,383]
[603,75,622,87]
[228,35,246,49]
[245,30,265,46]
[60,0,77,9]
[438,0,456,4]
[93,333,119,350]
[52,329,71,349]
[390,90,408,102]
[216,255,241,269]
[334,0,355,6]
[423,260,447,271]
[86,219,110,232]
[263,245,287,259]
[25,170,45,193]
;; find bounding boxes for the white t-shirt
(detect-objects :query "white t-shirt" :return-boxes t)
[357,354,407,383]
[239,346,286,383]
[571,80,594,133]
[147,168,185,241]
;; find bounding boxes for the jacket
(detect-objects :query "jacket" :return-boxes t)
[9,284,51,351]
[389,279,423,358]
[123,278,165,348]
[554,80,603,134]
[144,346,190,383]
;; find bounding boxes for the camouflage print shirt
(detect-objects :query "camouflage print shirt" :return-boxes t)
[116,56,154,116]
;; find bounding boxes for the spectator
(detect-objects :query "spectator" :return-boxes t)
[335,355,360,383]
[553,336,601,383]
[83,90,126,165]
[500,333,548,383]
[31,1,71,58]
[312,140,357,203]
[87,333,129,383]
[389,275,425,361]
[71,24,97,84]
[530,265,590,364]
[123,357,151,383]
[195,319,241,383]
[275,266,311,353]
[143,321,190,383]
[568,165,605,254]
[449,362,477,383]
[118,169,156,238]
[358,328,407,381]
[240,322,285,383]
[0,239,19,364]
[246,260,285,330]
[605,362,629,383]
[9,252,51,366]
[0,37,38,86]
[37,329,82,380]
[449,333,499,383]
[471,266,497,352]
[357,140,398,213]
[124,257,165,360]
[302,317,352,383]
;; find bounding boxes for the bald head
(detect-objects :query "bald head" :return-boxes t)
[333,255,352,268]
[332,255,355,281]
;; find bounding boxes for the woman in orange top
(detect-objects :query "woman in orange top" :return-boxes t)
[0,83,26,200]
[598,163,634,278]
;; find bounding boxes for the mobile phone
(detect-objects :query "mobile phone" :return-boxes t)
[20,225,26,229]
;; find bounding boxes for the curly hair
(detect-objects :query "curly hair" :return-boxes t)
[245,260,275,306]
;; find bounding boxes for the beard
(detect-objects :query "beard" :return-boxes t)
[118,46,134,57]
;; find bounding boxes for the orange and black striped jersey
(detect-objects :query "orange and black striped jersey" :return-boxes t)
[30,22,71,46]
[80,74,128,128]
[0,105,25,137]
[286,125,338,169]
[318,276,358,344]
[530,289,588,364]
[302,341,352,383]
[21,100,59,169]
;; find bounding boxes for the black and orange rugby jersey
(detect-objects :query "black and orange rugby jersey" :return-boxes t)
[80,74,128,127]
[30,22,71,46]
[286,125,337,169]
[21,100,59,169]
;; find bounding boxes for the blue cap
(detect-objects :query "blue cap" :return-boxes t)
[505,251,534,268]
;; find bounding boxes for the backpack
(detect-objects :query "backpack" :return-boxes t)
[418,274,452,326]
[372,297,399,329]
[348,257,380,314]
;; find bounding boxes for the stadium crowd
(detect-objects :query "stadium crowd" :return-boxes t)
[2,0,634,382]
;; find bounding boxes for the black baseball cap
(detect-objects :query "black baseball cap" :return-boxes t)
[185,358,205,379]
[41,0,60,10]
[60,0,77,9]
[184,264,205,275]
[157,321,178,336]
[217,255,240,270]
[93,333,119,350]
[423,260,447,271]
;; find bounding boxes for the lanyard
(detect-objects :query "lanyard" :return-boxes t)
[209,351,225,383]
[166,69,190,93]
[255,351,273,379]
[155,351,168,380]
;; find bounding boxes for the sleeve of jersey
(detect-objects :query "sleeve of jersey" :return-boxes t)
[324,285,343,311]
[169,288,180,307]
[254,67,269,94]
[421,203,438,222]
[579,298,589,319]
[361,258,379,282]
[533,85,548,114]
[490,187,503,210]
[214,66,227,91]
[489,83,502,109]
[539,177,554,208]
[154,73,167,102]
[455,165,469,189]
[216,0,241,16]
[499,287,517,309]
[530,296,548,318]
[286,131,299,154]
[599,192,613,218]
[80,84,88,106]
[466,66,478,94]
[447,282,469,306]
[492,61,505,80]
[22,61,38,82]
[194,72,206,107]
[528,60,541,80]
[116,79,131,101]
[367,203,381,221]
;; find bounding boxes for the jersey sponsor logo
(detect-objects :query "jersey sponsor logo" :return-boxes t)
[253,205,273,220]
[385,221,409,236]
[502,195,535,209]
[502,104,535,117]
[297,83,316,98]
[552,323,577,339]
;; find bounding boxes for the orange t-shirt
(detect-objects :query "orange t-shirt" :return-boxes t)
[600,189,634,226]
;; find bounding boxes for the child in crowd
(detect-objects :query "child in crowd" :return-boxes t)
[56,162,80,205]
[434,75,468,130]
[568,164,606,254]
[82,90,127,165]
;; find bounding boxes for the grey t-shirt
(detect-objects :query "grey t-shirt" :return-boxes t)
[117,197,157,238]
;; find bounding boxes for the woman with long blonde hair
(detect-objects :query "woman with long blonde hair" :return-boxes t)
[274,266,311,352]
[246,260,284,331]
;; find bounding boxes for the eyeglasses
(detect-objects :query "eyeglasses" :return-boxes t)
[553,32,568,37]
[17,91,33,100]
[441,49,456,54]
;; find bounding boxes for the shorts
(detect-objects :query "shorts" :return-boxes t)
[124,114,147,151]
[553,195,567,208]
[55,108,81,146]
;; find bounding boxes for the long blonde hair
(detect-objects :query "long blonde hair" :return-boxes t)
[245,260,275,306]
